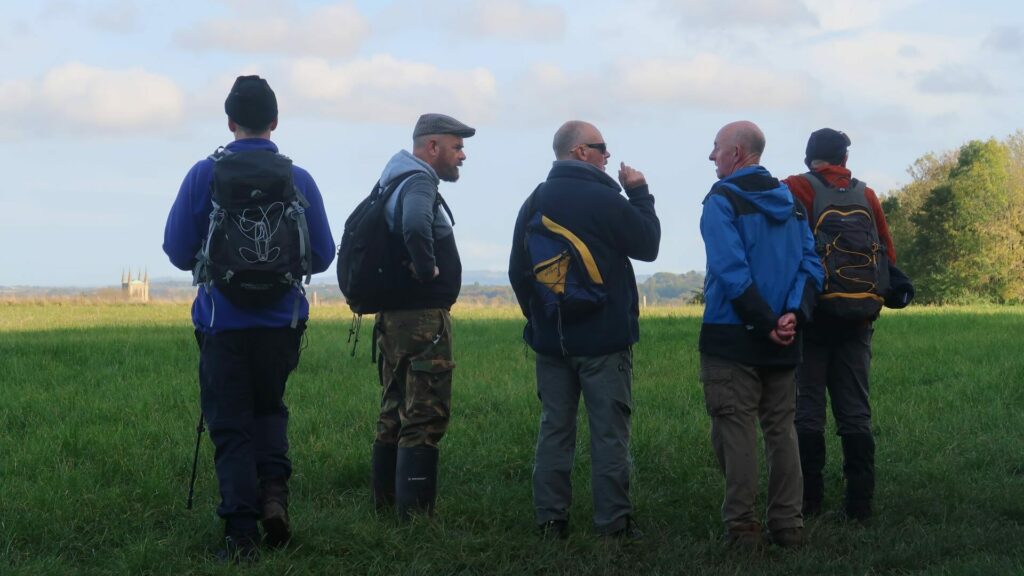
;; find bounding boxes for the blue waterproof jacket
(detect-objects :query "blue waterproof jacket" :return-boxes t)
[163,138,335,333]
[699,165,823,366]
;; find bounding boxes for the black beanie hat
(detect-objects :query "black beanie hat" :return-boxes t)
[224,75,278,130]
[804,128,850,169]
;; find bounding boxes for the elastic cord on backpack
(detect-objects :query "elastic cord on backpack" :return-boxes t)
[556,306,568,357]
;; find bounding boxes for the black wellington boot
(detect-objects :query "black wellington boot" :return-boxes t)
[798,432,827,517]
[395,445,439,521]
[841,433,876,522]
[371,442,398,509]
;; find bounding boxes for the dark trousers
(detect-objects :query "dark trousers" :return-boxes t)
[197,325,304,535]
[794,321,873,436]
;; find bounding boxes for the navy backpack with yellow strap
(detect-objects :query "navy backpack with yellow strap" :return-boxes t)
[523,186,607,322]
[805,172,889,319]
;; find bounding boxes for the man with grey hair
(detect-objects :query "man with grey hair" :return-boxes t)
[700,121,823,549]
[369,113,474,521]
[509,120,660,539]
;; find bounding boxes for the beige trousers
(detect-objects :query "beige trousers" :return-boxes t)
[700,353,803,532]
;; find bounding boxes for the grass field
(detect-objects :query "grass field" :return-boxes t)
[2,302,1023,575]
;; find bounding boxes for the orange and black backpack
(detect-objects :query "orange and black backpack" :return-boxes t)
[806,172,889,319]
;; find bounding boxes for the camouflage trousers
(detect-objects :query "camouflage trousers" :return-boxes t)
[375,308,455,449]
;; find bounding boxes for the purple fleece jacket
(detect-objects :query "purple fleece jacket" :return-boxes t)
[163,138,335,333]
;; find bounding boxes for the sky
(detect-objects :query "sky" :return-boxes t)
[2,0,1022,287]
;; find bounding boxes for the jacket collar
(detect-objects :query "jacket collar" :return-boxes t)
[548,160,621,191]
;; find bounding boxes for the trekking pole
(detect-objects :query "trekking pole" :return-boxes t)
[186,411,205,510]
[348,313,362,357]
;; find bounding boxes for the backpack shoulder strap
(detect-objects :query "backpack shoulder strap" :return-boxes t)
[703,182,758,216]
[524,183,545,219]
[435,191,455,227]
[387,170,429,235]
[207,146,230,162]
[805,171,872,222]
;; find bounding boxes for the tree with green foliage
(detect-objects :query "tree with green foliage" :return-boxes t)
[886,135,1024,304]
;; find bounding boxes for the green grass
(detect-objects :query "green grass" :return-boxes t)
[1,303,1023,575]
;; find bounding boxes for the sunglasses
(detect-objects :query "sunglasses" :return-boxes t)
[578,142,607,154]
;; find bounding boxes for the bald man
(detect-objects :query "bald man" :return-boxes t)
[509,120,660,540]
[699,121,824,549]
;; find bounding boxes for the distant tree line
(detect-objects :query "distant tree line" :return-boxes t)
[636,271,705,305]
[458,271,706,308]
[882,131,1024,304]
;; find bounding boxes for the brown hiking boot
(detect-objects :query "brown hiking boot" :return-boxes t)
[260,478,291,548]
[768,527,803,548]
[723,522,762,551]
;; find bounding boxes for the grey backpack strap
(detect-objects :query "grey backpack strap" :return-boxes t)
[805,172,872,229]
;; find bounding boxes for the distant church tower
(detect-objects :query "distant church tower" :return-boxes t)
[121,268,150,302]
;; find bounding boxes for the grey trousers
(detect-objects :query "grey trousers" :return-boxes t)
[700,353,803,532]
[533,350,634,534]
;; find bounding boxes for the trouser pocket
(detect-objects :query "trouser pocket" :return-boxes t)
[700,366,736,416]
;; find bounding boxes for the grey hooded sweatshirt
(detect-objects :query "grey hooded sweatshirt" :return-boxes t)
[378,149,461,310]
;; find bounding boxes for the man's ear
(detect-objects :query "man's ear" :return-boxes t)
[228,118,237,133]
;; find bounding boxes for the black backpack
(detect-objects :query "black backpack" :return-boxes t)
[193,148,312,315]
[336,171,432,314]
[806,172,889,319]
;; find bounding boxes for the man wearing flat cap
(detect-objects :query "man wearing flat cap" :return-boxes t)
[369,113,474,521]
[783,128,899,523]
[164,75,335,561]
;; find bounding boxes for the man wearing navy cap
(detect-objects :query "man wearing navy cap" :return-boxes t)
[783,128,899,523]
[369,113,474,521]
[163,75,335,561]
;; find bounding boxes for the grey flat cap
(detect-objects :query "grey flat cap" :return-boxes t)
[413,113,476,138]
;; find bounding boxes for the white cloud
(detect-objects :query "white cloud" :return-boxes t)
[656,0,816,29]
[916,65,996,95]
[504,64,610,123]
[285,55,497,124]
[616,54,811,110]
[807,30,981,116]
[177,2,369,57]
[0,63,184,135]
[804,0,921,33]
[0,80,33,114]
[467,0,565,42]
[506,55,812,124]
[38,0,141,33]
[985,26,1024,53]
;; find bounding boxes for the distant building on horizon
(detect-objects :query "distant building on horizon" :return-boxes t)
[121,268,150,302]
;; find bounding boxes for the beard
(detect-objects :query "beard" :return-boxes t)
[437,164,460,182]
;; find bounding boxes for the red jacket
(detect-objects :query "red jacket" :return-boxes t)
[783,165,896,264]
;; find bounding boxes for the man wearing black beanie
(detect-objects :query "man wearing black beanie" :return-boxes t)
[783,129,900,524]
[164,75,335,562]
[224,75,278,132]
